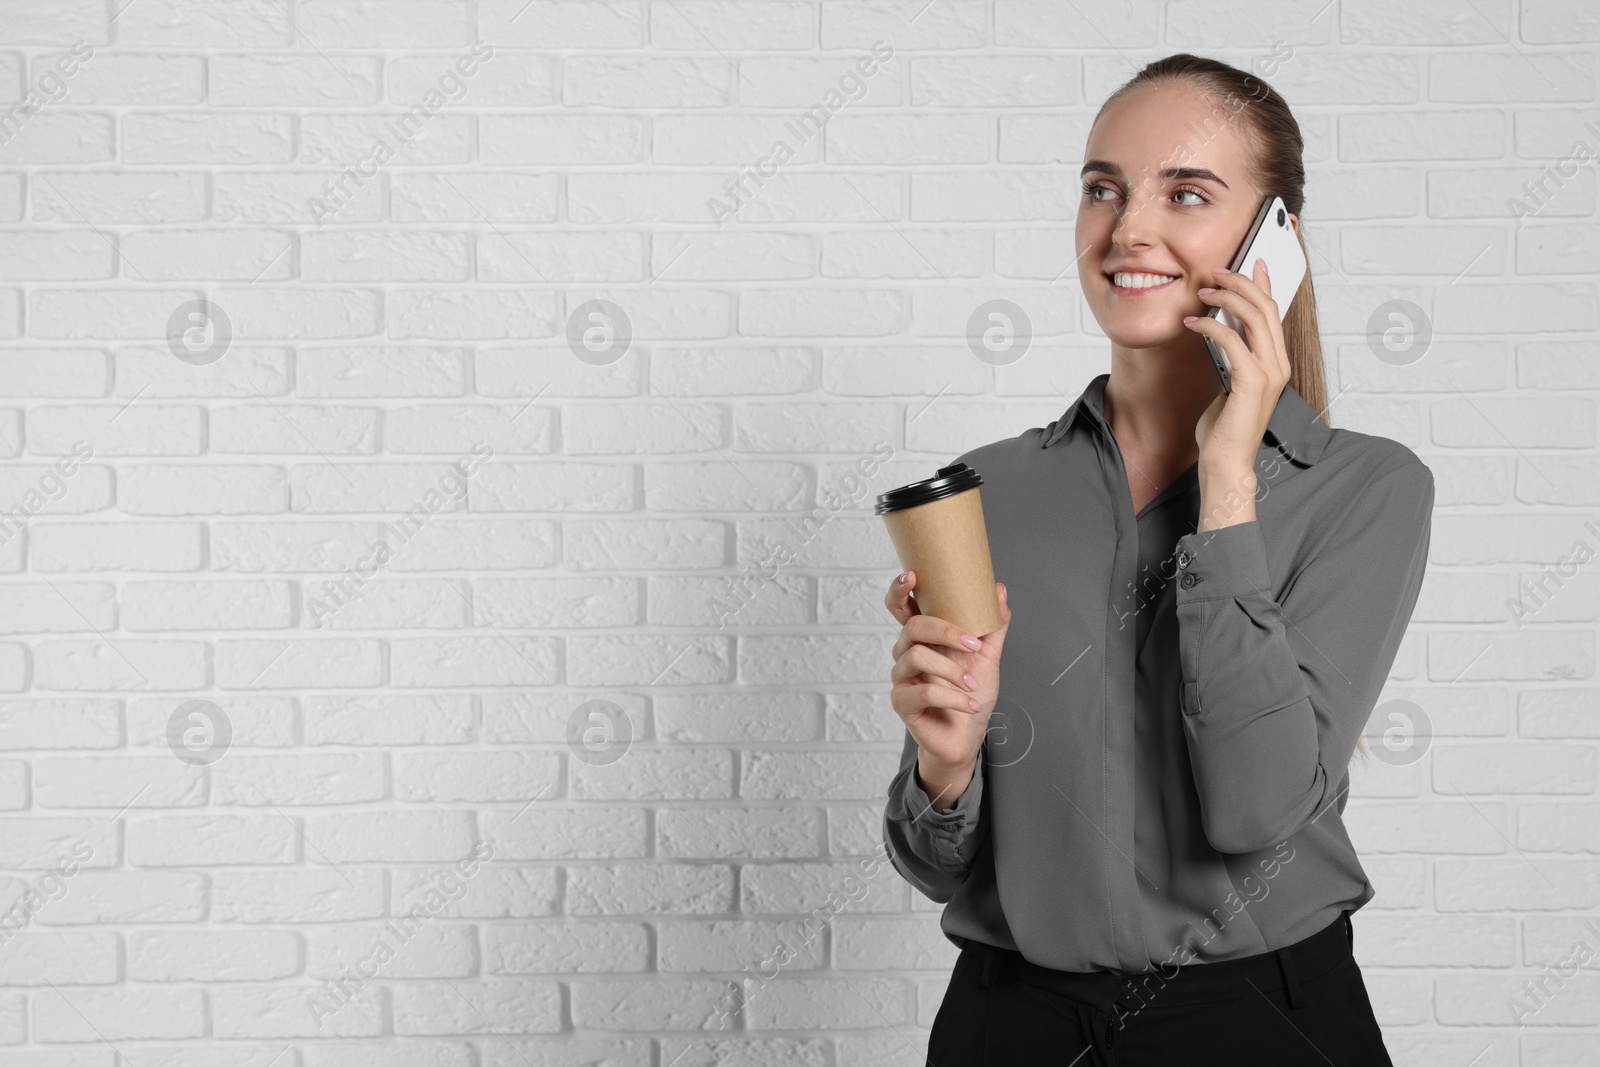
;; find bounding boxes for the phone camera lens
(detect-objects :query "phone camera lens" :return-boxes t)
[1276,207,1286,226]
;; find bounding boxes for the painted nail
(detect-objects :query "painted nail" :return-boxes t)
[968,699,982,712]
[963,673,978,691]
[1198,287,1216,295]
[960,633,982,651]
[1211,266,1228,274]
[897,572,910,584]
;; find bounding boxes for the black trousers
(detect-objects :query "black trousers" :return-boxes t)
[927,910,1394,1066]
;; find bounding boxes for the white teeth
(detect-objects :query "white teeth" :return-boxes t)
[1111,272,1178,289]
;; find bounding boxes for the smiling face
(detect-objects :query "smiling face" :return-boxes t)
[1075,81,1280,349]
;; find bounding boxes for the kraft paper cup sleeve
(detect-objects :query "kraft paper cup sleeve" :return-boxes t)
[881,488,1003,637]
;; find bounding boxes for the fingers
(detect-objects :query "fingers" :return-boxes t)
[1182,313,1252,383]
[1188,283,1278,393]
[890,677,983,724]
[885,577,1002,726]
[891,642,979,697]
[884,569,920,624]
[1197,281,1272,344]
[1198,265,1288,384]
[1251,255,1271,301]
[1214,260,1275,312]
[1251,257,1292,380]
[893,610,984,663]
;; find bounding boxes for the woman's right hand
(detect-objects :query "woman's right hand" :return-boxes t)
[885,570,1012,775]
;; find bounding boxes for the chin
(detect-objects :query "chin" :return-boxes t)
[1104,329,1186,350]
[1093,309,1187,348]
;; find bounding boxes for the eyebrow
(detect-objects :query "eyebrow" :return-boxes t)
[1080,159,1231,190]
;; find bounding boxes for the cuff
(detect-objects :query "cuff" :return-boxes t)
[904,742,985,832]
[1175,520,1273,602]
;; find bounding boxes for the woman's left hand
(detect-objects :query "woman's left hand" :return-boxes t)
[1183,256,1292,479]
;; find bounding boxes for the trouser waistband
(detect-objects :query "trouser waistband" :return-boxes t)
[974,909,1354,1019]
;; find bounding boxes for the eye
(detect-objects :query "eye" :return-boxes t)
[1081,180,1209,206]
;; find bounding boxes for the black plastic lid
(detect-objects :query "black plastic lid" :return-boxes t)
[874,463,983,515]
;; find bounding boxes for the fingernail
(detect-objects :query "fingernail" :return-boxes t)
[968,699,982,712]
[963,673,978,691]
[1198,287,1216,295]
[1211,266,1228,274]
[1183,315,1199,324]
[960,633,982,651]
[897,572,909,584]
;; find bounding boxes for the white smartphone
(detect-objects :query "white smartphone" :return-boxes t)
[1204,194,1306,392]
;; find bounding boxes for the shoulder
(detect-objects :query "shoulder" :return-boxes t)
[1320,425,1433,495]
[1314,428,1435,542]
[949,422,1058,475]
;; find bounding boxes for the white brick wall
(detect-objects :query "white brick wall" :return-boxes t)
[0,0,1597,1063]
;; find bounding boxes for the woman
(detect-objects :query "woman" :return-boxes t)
[881,54,1430,1065]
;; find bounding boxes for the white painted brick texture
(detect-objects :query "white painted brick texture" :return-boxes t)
[0,0,1597,1063]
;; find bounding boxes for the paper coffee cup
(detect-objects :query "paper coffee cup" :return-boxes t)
[875,463,1003,636]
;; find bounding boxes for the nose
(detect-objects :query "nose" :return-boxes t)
[1109,195,1158,253]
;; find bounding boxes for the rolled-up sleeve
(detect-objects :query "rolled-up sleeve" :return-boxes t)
[1172,458,1434,854]
[883,727,987,902]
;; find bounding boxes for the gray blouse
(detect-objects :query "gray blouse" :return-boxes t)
[883,372,1434,974]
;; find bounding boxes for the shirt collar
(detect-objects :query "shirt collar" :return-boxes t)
[1040,371,1331,467]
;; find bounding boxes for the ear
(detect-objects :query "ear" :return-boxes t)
[1287,211,1300,237]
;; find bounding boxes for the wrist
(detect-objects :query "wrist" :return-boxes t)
[917,750,978,812]
[1198,460,1256,491]
[1198,465,1258,530]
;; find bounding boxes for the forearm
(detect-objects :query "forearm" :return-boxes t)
[1177,519,1322,852]
[883,731,987,902]
[1177,587,1325,853]
[1175,462,1434,853]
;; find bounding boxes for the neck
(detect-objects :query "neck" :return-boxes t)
[1101,343,1223,465]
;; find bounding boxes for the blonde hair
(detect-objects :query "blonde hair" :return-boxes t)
[1095,54,1370,762]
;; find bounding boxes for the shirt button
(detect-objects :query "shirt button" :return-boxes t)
[1177,550,1192,569]
[1181,573,1197,589]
